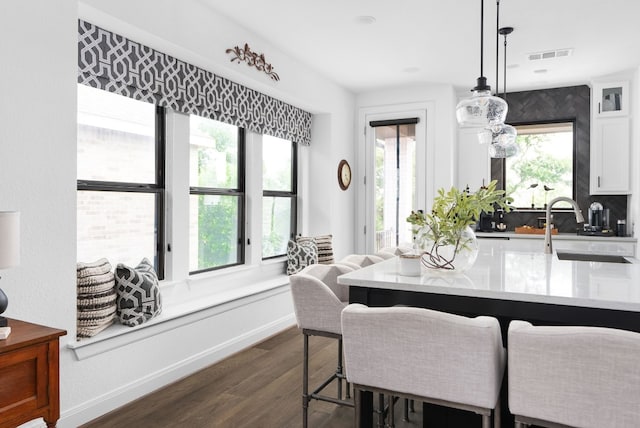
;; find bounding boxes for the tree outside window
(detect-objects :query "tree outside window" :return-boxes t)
[505,122,574,209]
[189,116,244,272]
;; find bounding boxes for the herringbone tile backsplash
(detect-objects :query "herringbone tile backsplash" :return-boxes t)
[491,85,627,233]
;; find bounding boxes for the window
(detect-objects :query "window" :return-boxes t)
[189,116,245,273]
[77,84,165,276]
[262,135,297,259]
[505,122,574,209]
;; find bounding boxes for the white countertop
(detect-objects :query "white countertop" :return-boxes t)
[475,231,636,243]
[338,239,640,312]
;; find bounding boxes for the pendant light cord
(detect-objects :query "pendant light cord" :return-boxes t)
[480,0,485,77]
[503,33,508,100]
[495,0,500,97]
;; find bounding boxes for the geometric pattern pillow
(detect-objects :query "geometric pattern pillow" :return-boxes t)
[297,234,334,264]
[114,258,162,327]
[286,239,318,275]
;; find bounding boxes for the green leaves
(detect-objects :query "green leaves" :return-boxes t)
[410,180,512,248]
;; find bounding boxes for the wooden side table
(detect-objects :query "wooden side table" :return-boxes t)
[0,318,66,428]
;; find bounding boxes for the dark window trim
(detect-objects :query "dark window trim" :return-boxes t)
[499,118,577,210]
[262,139,297,260]
[77,105,167,279]
[369,117,420,127]
[189,126,246,274]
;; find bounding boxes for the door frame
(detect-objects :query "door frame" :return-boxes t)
[356,102,434,254]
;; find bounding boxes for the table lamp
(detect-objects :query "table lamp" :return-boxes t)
[0,211,20,328]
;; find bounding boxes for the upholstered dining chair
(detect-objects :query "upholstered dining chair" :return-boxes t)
[342,304,505,428]
[374,245,414,260]
[338,253,385,270]
[508,320,640,428]
[289,264,355,427]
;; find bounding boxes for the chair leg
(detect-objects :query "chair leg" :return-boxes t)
[337,338,344,400]
[482,414,491,428]
[493,398,501,428]
[409,399,414,413]
[514,419,528,428]
[387,396,395,428]
[302,333,309,428]
[402,398,409,422]
[377,393,385,428]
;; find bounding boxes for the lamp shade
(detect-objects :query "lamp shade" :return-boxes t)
[456,89,508,128]
[0,211,20,269]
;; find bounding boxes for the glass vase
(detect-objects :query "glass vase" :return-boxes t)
[419,225,479,273]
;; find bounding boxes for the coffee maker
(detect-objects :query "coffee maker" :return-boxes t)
[583,201,610,234]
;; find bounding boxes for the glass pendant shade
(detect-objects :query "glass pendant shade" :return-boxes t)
[456,88,508,128]
[480,123,518,158]
[489,141,518,158]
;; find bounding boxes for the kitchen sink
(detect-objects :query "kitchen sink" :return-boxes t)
[556,251,631,264]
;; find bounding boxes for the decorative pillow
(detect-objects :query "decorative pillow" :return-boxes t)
[114,258,162,327]
[287,239,318,275]
[297,234,334,264]
[76,258,116,340]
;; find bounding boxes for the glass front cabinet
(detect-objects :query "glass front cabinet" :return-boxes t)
[593,81,629,117]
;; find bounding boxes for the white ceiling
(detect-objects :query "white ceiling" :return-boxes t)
[201,0,640,94]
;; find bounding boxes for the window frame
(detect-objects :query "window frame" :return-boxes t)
[77,104,167,278]
[188,124,246,274]
[499,119,577,210]
[262,138,298,260]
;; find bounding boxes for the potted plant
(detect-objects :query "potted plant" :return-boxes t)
[407,180,512,272]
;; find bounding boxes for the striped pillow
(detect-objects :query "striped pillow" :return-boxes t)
[76,258,116,339]
[297,234,334,264]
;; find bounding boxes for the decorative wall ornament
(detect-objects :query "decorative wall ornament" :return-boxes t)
[226,43,280,82]
[77,21,310,145]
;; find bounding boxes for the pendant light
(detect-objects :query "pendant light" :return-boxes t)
[456,0,508,127]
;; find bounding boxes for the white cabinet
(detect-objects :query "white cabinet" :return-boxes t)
[457,128,490,190]
[590,117,630,194]
[590,81,631,195]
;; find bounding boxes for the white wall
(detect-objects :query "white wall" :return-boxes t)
[0,1,356,426]
[630,67,640,255]
[0,1,78,338]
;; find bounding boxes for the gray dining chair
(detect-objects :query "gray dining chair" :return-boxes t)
[508,320,640,428]
[374,245,414,260]
[342,303,505,428]
[338,254,385,270]
[289,264,355,427]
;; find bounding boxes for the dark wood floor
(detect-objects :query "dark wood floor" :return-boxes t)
[80,327,424,428]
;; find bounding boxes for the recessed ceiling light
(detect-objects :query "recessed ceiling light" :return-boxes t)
[534,69,548,74]
[403,67,420,73]
[355,15,376,25]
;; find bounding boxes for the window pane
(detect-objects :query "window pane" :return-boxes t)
[77,84,156,183]
[263,135,292,191]
[373,124,416,251]
[190,116,239,189]
[262,197,292,258]
[189,194,240,271]
[77,191,157,267]
[506,123,574,209]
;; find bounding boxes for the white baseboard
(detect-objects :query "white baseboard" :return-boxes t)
[58,313,296,428]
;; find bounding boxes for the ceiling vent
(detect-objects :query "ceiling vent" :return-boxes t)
[528,48,573,61]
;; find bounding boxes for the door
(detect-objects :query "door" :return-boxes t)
[365,112,427,252]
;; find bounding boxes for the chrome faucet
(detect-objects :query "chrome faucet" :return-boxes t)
[545,197,585,254]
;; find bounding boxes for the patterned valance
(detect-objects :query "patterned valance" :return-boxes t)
[77,20,312,145]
